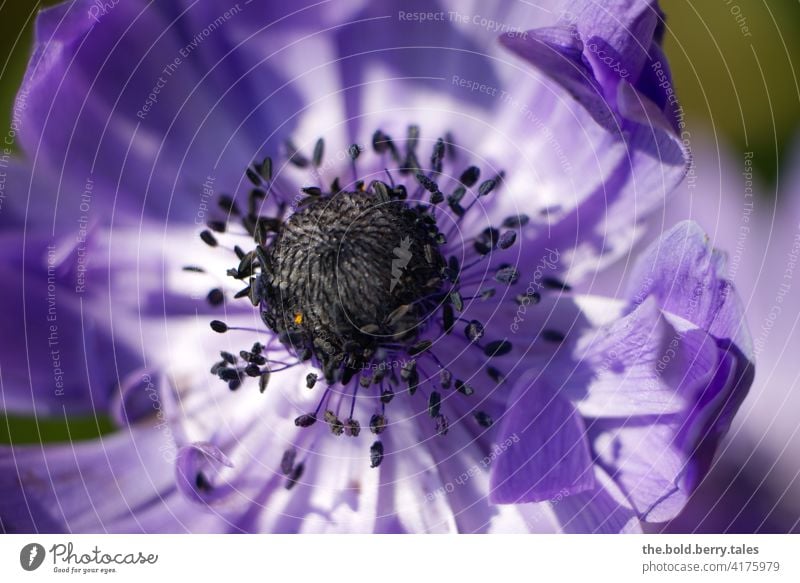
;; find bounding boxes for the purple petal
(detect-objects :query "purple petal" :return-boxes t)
[553,467,642,533]
[0,425,227,533]
[490,374,594,504]
[569,298,718,417]
[0,231,142,416]
[624,220,753,360]
[18,0,301,224]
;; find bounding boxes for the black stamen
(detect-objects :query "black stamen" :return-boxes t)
[313,138,325,167]
[474,411,493,428]
[200,230,218,247]
[484,339,512,357]
[465,320,484,342]
[502,214,529,228]
[294,413,317,428]
[542,277,571,291]
[210,320,228,333]
[428,391,441,417]
[370,441,384,468]
[281,448,296,475]
[459,166,480,187]
[495,265,520,285]
[207,288,224,306]
[345,418,361,437]
[542,329,566,343]
[455,379,475,396]
[285,462,304,490]
[370,414,388,435]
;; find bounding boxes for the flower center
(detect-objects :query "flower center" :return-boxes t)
[192,125,562,478]
[261,192,446,384]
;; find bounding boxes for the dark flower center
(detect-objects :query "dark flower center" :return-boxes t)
[261,192,446,384]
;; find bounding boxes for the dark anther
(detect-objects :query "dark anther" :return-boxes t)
[380,388,395,404]
[220,351,237,365]
[294,413,317,428]
[324,410,344,436]
[259,371,270,393]
[406,367,420,395]
[200,230,218,247]
[450,291,464,312]
[183,265,205,273]
[516,291,541,305]
[455,379,475,396]
[431,138,445,173]
[542,277,571,291]
[258,157,273,182]
[484,339,512,357]
[313,138,325,167]
[541,329,566,343]
[502,214,529,228]
[370,441,384,468]
[345,419,361,437]
[301,186,322,196]
[478,179,497,196]
[348,144,362,161]
[369,414,388,435]
[244,364,261,377]
[217,194,240,215]
[228,378,242,391]
[498,231,517,249]
[447,256,460,283]
[285,139,310,168]
[465,320,485,342]
[218,368,240,382]
[207,220,227,233]
[285,462,304,490]
[459,166,480,187]
[406,125,420,151]
[248,188,266,216]
[416,173,439,194]
[281,448,296,475]
[306,373,318,389]
[442,303,455,334]
[400,359,417,380]
[487,366,504,383]
[495,265,520,285]
[206,288,224,306]
[246,167,262,186]
[239,350,266,365]
[210,320,228,333]
[372,129,399,161]
[408,340,433,356]
[428,391,441,417]
[474,411,494,428]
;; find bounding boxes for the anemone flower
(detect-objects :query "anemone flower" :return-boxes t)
[636,134,800,533]
[0,0,752,533]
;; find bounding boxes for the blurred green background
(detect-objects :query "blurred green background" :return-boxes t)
[0,1,799,445]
